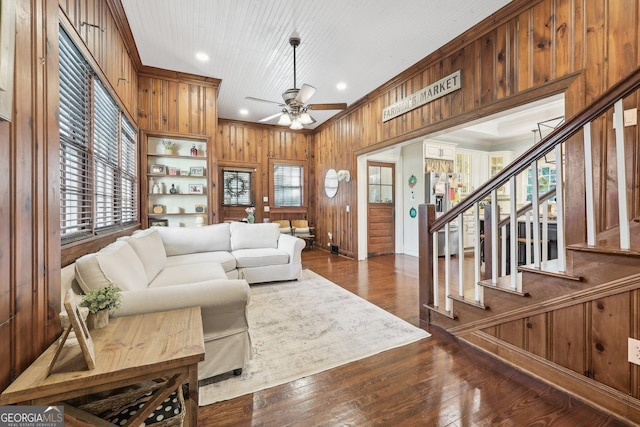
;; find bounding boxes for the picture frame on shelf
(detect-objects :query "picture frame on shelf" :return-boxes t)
[180,170,189,176]
[168,167,178,176]
[188,184,204,194]
[189,166,205,177]
[150,164,166,174]
[194,204,206,213]
[148,218,168,227]
[152,204,165,214]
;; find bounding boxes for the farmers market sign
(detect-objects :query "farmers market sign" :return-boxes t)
[382,70,461,122]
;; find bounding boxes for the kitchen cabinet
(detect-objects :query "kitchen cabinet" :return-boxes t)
[143,134,210,227]
[456,149,489,196]
[424,141,456,161]
[489,151,513,194]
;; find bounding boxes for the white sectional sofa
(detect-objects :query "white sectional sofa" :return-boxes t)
[60,222,306,381]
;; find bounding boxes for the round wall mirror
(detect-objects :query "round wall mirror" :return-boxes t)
[324,169,339,198]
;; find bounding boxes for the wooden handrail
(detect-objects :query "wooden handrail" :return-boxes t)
[497,188,556,228]
[430,65,640,233]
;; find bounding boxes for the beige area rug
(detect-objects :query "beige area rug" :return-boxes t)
[199,269,430,406]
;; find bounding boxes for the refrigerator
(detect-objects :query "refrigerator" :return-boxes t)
[425,172,462,256]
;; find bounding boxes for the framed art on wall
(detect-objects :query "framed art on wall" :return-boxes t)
[189,167,205,177]
[188,184,204,194]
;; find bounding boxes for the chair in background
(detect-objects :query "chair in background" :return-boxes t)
[291,220,315,249]
[274,219,292,234]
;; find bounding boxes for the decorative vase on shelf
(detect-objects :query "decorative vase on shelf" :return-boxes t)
[190,144,198,157]
[86,309,109,330]
[247,213,255,224]
[169,184,177,194]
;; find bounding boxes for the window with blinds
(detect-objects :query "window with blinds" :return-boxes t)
[59,28,138,243]
[273,164,303,207]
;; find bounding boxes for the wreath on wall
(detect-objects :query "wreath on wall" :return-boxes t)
[224,175,249,197]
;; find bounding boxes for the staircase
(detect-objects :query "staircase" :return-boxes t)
[419,66,640,423]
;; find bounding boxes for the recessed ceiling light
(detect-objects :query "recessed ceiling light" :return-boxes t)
[239,109,249,115]
[195,52,209,62]
[336,82,347,91]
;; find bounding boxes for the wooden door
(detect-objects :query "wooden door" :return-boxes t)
[367,162,395,256]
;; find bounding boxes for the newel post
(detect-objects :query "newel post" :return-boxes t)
[419,204,436,326]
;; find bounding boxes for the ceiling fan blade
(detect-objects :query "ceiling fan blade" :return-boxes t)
[307,102,347,111]
[295,84,316,104]
[259,112,284,122]
[245,96,285,106]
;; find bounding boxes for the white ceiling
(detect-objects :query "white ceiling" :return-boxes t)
[431,94,566,149]
[120,0,512,129]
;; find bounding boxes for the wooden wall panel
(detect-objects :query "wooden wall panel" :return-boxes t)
[525,313,548,358]
[59,0,138,119]
[551,304,585,374]
[0,0,61,392]
[215,120,311,224]
[591,294,631,393]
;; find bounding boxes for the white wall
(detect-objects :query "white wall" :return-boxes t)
[401,142,424,257]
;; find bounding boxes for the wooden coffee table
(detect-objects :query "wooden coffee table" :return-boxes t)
[0,307,204,426]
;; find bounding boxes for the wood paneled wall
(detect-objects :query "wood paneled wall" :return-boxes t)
[59,0,138,119]
[0,0,61,391]
[311,0,640,257]
[217,120,312,224]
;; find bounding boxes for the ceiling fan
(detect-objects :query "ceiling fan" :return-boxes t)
[246,36,347,129]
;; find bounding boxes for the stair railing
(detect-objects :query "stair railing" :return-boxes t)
[420,66,640,319]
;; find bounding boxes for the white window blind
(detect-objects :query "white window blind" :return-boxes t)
[274,164,303,207]
[59,29,92,239]
[59,28,138,242]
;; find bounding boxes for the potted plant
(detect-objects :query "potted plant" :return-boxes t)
[80,285,122,330]
[162,139,176,155]
[245,206,256,223]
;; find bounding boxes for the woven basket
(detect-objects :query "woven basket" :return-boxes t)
[79,382,185,426]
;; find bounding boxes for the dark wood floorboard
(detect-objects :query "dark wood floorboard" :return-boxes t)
[198,250,628,426]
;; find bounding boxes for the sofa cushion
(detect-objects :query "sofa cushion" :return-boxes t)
[148,262,228,288]
[231,248,289,268]
[75,241,147,293]
[125,228,167,282]
[165,251,237,273]
[155,223,231,256]
[230,222,280,250]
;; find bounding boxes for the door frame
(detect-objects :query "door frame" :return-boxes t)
[357,150,403,260]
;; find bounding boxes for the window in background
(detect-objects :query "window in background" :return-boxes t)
[273,164,303,207]
[223,170,252,205]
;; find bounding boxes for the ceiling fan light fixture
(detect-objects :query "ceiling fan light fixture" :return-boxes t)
[290,119,303,130]
[299,111,313,125]
[278,112,292,126]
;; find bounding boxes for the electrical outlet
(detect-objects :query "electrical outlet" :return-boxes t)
[628,338,640,365]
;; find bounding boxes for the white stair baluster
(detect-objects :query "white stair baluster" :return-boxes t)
[445,224,451,312]
[613,100,631,250]
[555,143,566,272]
[509,176,518,290]
[473,202,482,303]
[583,122,596,246]
[458,214,464,298]
[491,189,499,285]
[531,160,541,268]
[433,232,439,308]
[542,200,549,262]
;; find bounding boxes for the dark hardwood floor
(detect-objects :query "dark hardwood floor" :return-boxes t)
[199,250,628,426]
